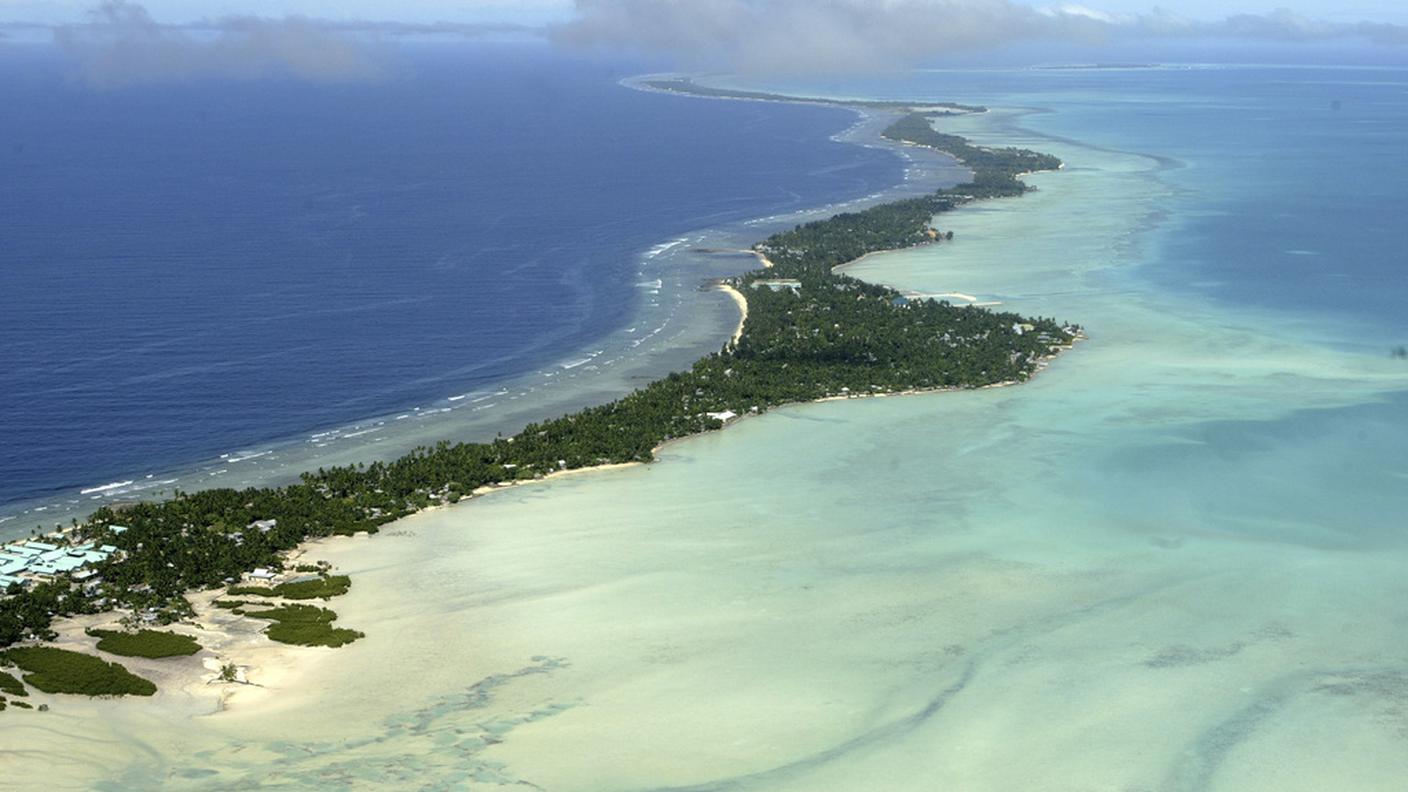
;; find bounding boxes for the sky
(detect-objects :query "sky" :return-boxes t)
[4,0,1408,26]
[4,1,1408,84]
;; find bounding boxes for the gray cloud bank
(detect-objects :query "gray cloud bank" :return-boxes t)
[551,0,1408,73]
[49,1,536,87]
[54,1,384,85]
[37,0,1408,86]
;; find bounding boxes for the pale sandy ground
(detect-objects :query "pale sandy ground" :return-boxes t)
[30,542,353,716]
[717,284,749,348]
[471,460,644,498]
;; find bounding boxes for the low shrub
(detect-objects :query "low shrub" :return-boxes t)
[87,628,201,659]
[1,647,156,696]
[228,575,351,601]
[243,604,362,648]
[0,669,26,697]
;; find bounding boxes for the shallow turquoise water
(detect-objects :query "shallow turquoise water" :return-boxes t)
[741,65,1408,338]
[10,69,1408,790]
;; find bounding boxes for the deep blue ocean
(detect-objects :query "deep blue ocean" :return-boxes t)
[0,44,902,509]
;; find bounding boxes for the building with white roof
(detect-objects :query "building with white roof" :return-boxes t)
[0,537,117,590]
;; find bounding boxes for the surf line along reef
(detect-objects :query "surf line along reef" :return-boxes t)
[0,83,1079,705]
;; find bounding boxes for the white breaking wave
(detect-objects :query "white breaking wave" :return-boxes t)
[79,480,133,495]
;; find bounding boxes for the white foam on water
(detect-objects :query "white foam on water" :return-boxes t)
[79,480,133,495]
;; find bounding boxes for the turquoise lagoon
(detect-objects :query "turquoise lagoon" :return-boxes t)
[11,68,1408,790]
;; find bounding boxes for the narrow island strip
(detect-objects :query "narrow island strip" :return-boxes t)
[0,81,1079,708]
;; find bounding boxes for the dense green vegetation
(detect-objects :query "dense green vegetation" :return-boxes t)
[87,628,201,659]
[881,112,1062,181]
[0,668,25,697]
[228,575,351,601]
[1,647,156,696]
[0,95,1074,658]
[244,605,363,648]
[0,580,94,645]
[644,78,986,113]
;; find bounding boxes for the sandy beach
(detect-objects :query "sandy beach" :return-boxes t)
[27,542,363,718]
[717,283,750,348]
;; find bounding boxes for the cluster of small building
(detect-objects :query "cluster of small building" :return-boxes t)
[229,518,279,546]
[751,278,802,293]
[1012,322,1081,346]
[0,527,125,590]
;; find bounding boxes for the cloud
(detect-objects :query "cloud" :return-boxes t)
[1220,9,1408,46]
[551,0,1408,74]
[246,19,541,38]
[54,0,388,86]
[552,0,1099,73]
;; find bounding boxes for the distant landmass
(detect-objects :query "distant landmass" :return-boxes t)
[642,77,988,114]
[1035,63,1161,70]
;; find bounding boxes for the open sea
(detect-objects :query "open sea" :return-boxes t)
[6,47,1408,790]
[0,43,905,527]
